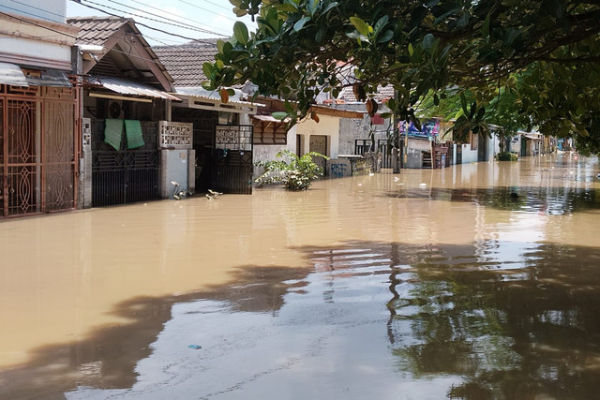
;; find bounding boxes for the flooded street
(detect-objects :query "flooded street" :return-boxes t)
[1,154,600,399]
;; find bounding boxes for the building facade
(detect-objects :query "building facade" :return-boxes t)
[0,2,80,218]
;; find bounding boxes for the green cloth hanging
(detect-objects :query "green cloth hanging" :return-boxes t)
[104,119,123,151]
[125,120,145,149]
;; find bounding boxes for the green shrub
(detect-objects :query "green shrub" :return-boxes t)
[497,151,518,161]
[255,150,328,191]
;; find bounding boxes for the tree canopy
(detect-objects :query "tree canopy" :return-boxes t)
[205,0,600,153]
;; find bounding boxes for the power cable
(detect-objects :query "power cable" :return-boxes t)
[128,0,217,30]
[8,0,66,19]
[71,0,218,44]
[191,0,233,13]
[174,0,237,23]
[0,10,192,67]
[81,0,226,36]
[0,10,78,39]
[102,0,229,37]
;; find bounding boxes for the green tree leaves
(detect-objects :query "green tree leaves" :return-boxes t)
[210,0,600,152]
[233,21,249,44]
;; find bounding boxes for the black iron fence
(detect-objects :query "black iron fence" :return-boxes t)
[92,150,159,206]
[91,120,160,206]
[354,139,403,170]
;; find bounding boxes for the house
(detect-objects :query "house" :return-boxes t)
[68,16,183,207]
[154,41,259,194]
[0,1,80,218]
[248,95,365,177]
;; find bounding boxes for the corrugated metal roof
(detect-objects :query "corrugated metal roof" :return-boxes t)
[153,41,220,87]
[252,115,289,123]
[0,62,28,86]
[87,76,180,101]
[0,63,72,87]
[175,86,259,106]
[26,70,71,87]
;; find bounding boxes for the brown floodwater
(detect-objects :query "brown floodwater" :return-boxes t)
[0,153,599,399]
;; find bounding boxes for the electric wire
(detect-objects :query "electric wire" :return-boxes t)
[8,0,67,19]
[102,0,229,37]
[71,0,218,44]
[174,0,237,23]
[0,9,78,39]
[128,0,218,30]
[190,0,233,13]
[81,0,226,36]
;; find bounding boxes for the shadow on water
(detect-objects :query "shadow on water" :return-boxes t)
[382,186,600,215]
[0,266,312,400]
[4,241,600,399]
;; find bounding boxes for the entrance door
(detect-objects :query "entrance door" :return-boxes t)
[309,135,328,173]
[0,86,78,217]
[3,98,39,216]
[521,137,528,157]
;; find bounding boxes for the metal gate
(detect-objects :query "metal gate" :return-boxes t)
[91,120,159,206]
[0,85,78,217]
[212,125,253,194]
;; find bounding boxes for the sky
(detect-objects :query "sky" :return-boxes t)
[66,0,256,46]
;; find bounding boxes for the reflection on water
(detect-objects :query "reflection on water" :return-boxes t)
[54,241,600,400]
[383,186,600,215]
[0,154,599,399]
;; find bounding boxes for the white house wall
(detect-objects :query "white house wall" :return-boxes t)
[294,115,340,158]
[0,37,72,68]
[460,144,478,164]
[0,10,77,70]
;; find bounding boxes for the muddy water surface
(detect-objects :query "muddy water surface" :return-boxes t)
[1,154,600,399]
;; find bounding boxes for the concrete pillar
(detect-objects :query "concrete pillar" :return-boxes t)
[79,117,92,208]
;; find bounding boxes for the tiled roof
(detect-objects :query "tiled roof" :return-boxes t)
[67,16,174,89]
[67,16,129,46]
[153,40,220,87]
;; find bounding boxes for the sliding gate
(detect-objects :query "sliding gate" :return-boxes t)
[91,120,160,206]
[0,85,78,217]
[212,125,253,194]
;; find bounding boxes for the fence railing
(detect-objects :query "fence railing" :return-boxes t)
[354,139,403,170]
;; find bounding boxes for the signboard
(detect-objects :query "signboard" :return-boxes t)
[398,119,440,138]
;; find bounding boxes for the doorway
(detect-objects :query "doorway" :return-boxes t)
[309,135,328,173]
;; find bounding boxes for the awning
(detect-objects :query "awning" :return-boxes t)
[523,133,542,140]
[252,115,289,123]
[87,76,181,101]
[0,63,72,87]
[175,86,260,106]
[0,62,30,87]
[25,69,72,87]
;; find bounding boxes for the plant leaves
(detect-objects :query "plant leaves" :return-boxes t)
[377,30,394,43]
[233,21,249,45]
[350,16,372,37]
[294,16,311,32]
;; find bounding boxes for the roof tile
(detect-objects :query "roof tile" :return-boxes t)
[153,40,220,87]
